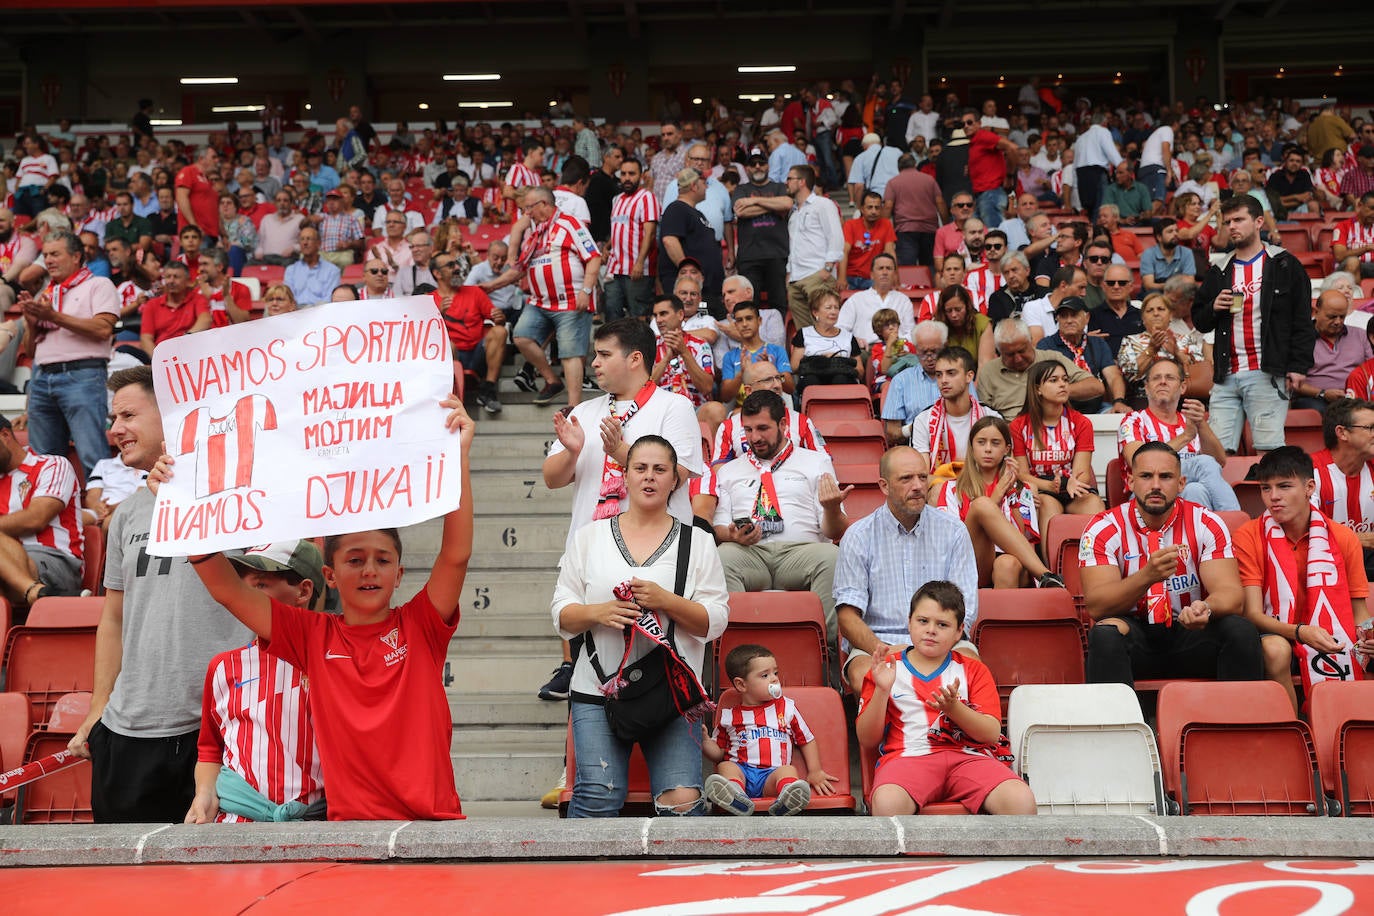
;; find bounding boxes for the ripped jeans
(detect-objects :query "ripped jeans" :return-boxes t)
[568,700,706,818]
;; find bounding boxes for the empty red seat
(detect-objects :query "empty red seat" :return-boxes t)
[1309,680,1374,816]
[25,596,103,628]
[1043,513,1091,597]
[1216,510,1251,536]
[802,385,874,422]
[897,265,932,289]
[973,589,1085,707]
[710,686,857,814]
[1158,680,1322,816]
[240,264,285,286]
[717,592,828,689]
[841,483,886,519]
[813,417,885,441]
[1104,457,1127,508]
[17,731,92,824]
[0,691,29,810]
[2,626,97,729]
[1277,226,1311,252]
[1222,456,1265,517]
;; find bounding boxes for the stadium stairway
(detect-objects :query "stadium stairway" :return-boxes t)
[396,368,572,804]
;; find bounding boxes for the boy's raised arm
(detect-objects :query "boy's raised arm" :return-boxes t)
[425,397,476,624]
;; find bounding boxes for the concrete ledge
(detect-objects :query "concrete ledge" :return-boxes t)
[6,815,1374,866]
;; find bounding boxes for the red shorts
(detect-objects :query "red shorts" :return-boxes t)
[872,748,1021,813]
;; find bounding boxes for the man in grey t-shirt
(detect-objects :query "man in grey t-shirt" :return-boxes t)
[68,366,250,823]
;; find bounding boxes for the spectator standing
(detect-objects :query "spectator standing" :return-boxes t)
[731,152,792,319]
[883,154,944,267]
[785,165,844,329]
[605,156,660,321]
[838,192,897,291]
[659,169,723,305]
[650,121,688,211]
[960,111,1018,229]
[585,146,624,243]
[175,145,221,244]
[1071,116,1124,218]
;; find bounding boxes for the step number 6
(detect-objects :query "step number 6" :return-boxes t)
[502,526,518,547]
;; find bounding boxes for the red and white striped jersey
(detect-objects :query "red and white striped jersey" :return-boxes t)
[857,649,1000,761]
[607,188,661,276]
[1347,359,1374,400]
[0,451,82,563]
[505,163,539,189]
[1117,407,1200,457]
[713,696,815,769]
[916,289,942,323]
[1315,167,1346,199]
[197,643,323,823]
[1311,448,1374,535]
[1229,251,1266,373]
[655,333,714,406]
[205,280,251,329]
[177,395,278,498]
[516,212,600,312]
[1078,499,1232,620]
[1333,218,1374,264]
[963,265,1003,315]
[1010,408,1094,479]
[116,280,147,312]
[710,407,828,464]
[0,234,36,274]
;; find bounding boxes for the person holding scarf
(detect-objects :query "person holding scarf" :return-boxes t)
[712,390,850,645]
[19,230,120,479]
[1233,447,1373,712]
[540,318,704,703]
[1079,441,1260,687]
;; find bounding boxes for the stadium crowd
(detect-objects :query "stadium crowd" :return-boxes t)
[2,78,1374,822]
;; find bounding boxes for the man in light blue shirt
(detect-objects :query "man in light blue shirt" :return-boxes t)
[879,320,947,443]
[1139,218,1197,293]
[846,133,902,199]
[767,129,808,184]
[833,445,979,693]
[997,193,1040,251]
[305,150,340,193]
[685,142,734,249]
[283,226,342,306]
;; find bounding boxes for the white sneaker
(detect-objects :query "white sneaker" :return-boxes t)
[705,774,755,816]
[768,780,812,816]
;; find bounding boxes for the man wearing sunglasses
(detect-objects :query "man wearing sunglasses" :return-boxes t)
[1081,239,1115,310]
[933,193,975,263]
[1089,264,1146,357]
[962,111,1018,229]
[434,253,506,415]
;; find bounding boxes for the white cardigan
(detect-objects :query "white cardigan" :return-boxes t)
[552,519,730,701]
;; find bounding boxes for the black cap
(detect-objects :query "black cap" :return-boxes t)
[1054,296,1089,315]
[676,256,704,274]
[746,152,768,166]
[1359,144,1374,159]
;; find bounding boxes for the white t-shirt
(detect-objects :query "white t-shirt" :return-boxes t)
[711,447,836,544]
[910,402,1003,462]
[1021,295,1059,337]
[837,289,915,347]
[906,111,940,145]
[554,188,592,223]
[1140,125,1174,169]
[546,387,705,554]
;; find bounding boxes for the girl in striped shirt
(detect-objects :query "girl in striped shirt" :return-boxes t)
[1011,360,1104,536]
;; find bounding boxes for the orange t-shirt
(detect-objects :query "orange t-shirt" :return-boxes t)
[1233,517,1369,624]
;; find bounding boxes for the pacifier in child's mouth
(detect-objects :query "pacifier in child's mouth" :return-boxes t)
[768,682,783,699]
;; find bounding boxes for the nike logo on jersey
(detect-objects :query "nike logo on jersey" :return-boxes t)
[233,677,259,688]
[325,651,352,660]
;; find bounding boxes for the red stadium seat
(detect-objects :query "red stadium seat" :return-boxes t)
[972,589,1085,708]
[859,740,971,815]
[834,463,880,488]
[825,437,886,471]
[897,266,932,289]
[1157,680,1322,816]
[1277,226,1311,253]
[1216,510,1251,536]
[1363,278,1374,300]
[1,625,97,729]
[1043,513,1091,597]
[710,687,857,814]
[812,417,885,441]
[0,691,29,810]
[80,525,104,597]
[25,596,102,628]
[841,483,886,519]
[801,385,874,422]
[17,731,92,824]
[558,719,654,816]
[1222,456,1265,518]
[716,592,828,689]
[1309,680,1374,816]
[46,692,91,732]
[240,264,285,287]
[1295,251,1334,281]
[1104,457,1128,508]
[1313,226,1336,254]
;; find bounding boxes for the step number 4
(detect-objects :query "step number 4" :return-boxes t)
[502,526,518,547]
[472,586,491,611]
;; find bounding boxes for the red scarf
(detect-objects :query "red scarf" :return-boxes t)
[50,266,92,316]
[1261,509,1365,696]
[1061,335,1090,372]
[1133,501,1184,626]
[592,381,658,520]
[746,440,794,536]
[925,397,985,467]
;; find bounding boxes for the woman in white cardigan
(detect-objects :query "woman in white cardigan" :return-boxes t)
[553,435,730,817]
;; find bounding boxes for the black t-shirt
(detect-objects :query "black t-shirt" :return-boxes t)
[354,120,378,149]
[585,170,620,243]
[987,287,1038,327]
[148,210,178,241]
[658,200,723,299]
[731,180,790,262]
[1265,169,1314,200]
[1031,249,1061,285]
[356,189,388,222]
[934,145,972,201]
[131,111,153,140]
[432,170,460,190]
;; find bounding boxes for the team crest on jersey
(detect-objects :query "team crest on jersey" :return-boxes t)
[379,627,400,650]
[16,479,29,500]
[1176,543,1191,563]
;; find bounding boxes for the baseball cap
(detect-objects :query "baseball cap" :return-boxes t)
[230,541,325,598]
[324,189,343,199]
[1054,296,1090,315]
[676,256,703,275]
[746,152,768,166]
[1359,144,1374,159]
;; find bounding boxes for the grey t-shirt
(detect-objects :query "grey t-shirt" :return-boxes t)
[101,486,251,738]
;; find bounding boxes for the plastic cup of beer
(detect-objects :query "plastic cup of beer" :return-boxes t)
[1229,290,1244,313]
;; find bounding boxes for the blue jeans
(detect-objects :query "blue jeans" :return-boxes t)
[813,131,840,188]
[568,701,706,818]
[1209,369,1289,453]
[975,188,1007,231]
[27,364,111,478]
[1179,452,1241,512]
[603,275,655,321]
[227,246,248,277]
[1138,164,1167,203]
[846,277,873,291]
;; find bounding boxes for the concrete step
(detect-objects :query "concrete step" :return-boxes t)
[469,434,555,460]
[458,570,560,618]
[448,644,565,694]
[450,691,570,728]
[469,549,565,570]
[470,472,572,513]
[470,401,578,423]
[451,747,564,802]
[453,725,564,751]
[458,613,555,639]
[404,514,569,556]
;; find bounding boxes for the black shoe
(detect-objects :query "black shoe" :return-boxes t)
[475,382,503,415]
[533,380,566,405]
[582,376,598,392]
[1037,572,1066,589]
[538,661,574,701]
[512,364,537,392]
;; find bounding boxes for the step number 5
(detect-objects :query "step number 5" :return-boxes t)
[472,586,491,611]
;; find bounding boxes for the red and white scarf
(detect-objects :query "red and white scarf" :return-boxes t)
[1135,501,1184,626]
[925,398,986,467]
[1261,509,1365,695]
[746,440,794,536]
[592,381,658,520]
[1061,335,1090,372]
[50,266,92,316]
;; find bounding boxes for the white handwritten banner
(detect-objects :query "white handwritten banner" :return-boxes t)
[148,296,461,556]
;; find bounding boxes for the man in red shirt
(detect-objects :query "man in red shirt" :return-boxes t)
[959,110,1017,232]
[140,260,210,354]
[175,145,221,245]
[839,191,897,291]
[197,249,250,328]
[435,252,506,415]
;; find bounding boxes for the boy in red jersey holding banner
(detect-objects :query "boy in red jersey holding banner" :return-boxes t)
[703,643,837,817]
[856,580,1035,817]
